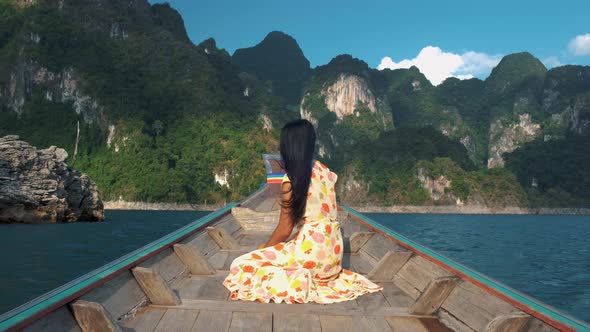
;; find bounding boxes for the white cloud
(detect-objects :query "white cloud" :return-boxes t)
[377,46,502,85]
[543,56,561,68]
[459,51,502,76]
[568,34,590,56]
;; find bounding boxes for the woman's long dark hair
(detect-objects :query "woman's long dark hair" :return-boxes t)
[280,119,316,225]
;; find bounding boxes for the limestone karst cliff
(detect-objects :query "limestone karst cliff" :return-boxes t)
[487,114,541,168]
[300,56,393,158]
[323,74,377,119]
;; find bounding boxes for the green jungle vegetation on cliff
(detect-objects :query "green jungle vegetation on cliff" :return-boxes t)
[1,0,590,208]
[0,0,278,203]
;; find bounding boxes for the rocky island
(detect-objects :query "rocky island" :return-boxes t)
[0,135,104,223]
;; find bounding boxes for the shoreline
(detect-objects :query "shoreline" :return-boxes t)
[104,201,590,215]
[349,205,590,215]
[103,201,221,211]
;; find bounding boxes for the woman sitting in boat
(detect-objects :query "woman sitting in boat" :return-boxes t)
[223,119,382,304]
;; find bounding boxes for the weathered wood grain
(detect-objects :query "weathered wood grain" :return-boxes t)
[441,282,517,331]
[319,315,393,332]
[339,216,371,237]
[360,233,402,261]
[121,307,166,332]
[522,317,561,332]
[207,251,229,270]
[359,248,379,266]
[191,310,231,332]
[173,274,229,301]
[131,267,181,306]
[347,232,374,253]
[396,255,454,294]
[409,276,460,315]
[349,252,376,275]
[354,290,390,310]
[223,251,249,270]
[392,274,421,300]
[214,215,243,236]
[235,232,271,248]
[137,248,187,283]
[255,196,277,213]
[354,316,394,331]
[207,250,250,271]
[385,317,452,332]
[229,312,272,332]
[272,313,321,332]
[231,207,279,232]
[379,282,414,307]
[79,270,146,321]
[438,308,475,332]
[22,307,81,332]
[153,309,199,332]
[368,251,413,280]
[173,244,216,275]
[183,231,221,258]
[319,315,355,332]
[70,300,121,332]
[156,299,417,317]
[206,227,241,250]
[239,187,269,210]
[484,312,530,332]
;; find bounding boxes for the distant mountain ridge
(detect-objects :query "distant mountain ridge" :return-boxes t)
[1,0,590,208]
[232,31,311,104]
[231,33,590,207]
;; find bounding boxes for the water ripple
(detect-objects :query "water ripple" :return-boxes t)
[0,210,210,314]
[368,213,590,323]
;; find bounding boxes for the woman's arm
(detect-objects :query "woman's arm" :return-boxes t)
[259,181,295,248]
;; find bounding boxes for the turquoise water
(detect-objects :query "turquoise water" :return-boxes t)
[0,211,588,324]
[366,213,590,323]
[0,210,210,315]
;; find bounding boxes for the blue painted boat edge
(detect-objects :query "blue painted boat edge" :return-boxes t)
[341,205,590,331]
[0,202,238,331]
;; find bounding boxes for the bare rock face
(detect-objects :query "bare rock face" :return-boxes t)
[323,74,377,120]
[487,113,541,168]
[416,168,460,205]
[548,100,590,135]
[301,74,392,127]
[0,135,104,223]
[7,59,106,125]
[300,73,394,158]
[336,165,372,205]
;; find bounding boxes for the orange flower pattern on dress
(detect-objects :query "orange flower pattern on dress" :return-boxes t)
[222,160,382,304]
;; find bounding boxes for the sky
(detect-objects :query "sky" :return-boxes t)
[151,0,590,85]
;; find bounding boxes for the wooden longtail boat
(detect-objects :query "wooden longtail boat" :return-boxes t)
[1,155,588,332]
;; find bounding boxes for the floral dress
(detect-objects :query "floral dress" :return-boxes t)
[222,160,382,304]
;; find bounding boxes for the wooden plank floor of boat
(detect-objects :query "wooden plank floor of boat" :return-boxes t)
[121,223,451,332]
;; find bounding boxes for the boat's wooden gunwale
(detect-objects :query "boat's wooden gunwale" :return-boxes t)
[0,201,240,332]
[236,183,268,210]
[340,205,589,332]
